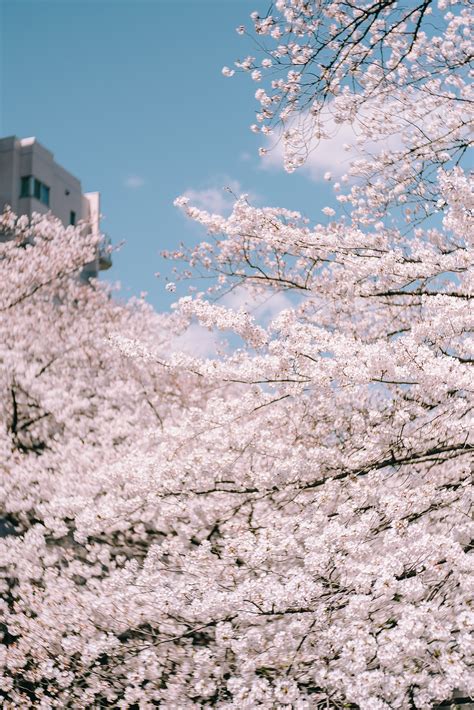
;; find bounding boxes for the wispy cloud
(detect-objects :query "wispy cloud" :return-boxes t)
[222,284,293,326]
[169,322,223,358]
[239,151,252,163]
[182,178,259,215]
[124,175,146,189]
[182,179,242,215]
[261,121,357,181]
[260,101,402,182]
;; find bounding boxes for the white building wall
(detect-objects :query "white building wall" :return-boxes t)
[0,136,20,213]
[0,135,110,276]
[0,136,94,227]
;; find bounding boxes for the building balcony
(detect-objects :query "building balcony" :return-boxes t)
[98,233,112,270]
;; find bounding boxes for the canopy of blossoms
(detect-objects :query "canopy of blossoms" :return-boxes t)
[0,1,472,708]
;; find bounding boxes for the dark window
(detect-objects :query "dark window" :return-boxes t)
[40,184,50,207]
[20,176,50,205]
[19,176,32,198]
[69,210,76,226]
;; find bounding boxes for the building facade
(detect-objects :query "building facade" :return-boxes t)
[0,135,111,277]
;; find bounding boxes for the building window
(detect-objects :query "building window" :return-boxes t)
[41,184,50,206]
[69,210,76,226]
[19,175,50,206]
[20,176,32,198]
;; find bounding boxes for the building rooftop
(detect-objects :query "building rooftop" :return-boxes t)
[0,134,111,276]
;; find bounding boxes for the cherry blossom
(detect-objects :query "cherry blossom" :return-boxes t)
[0,2,472,708]
[233,0,472,219]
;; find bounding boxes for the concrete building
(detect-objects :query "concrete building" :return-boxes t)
[0,135,111,277]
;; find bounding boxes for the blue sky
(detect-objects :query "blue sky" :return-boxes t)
[1,0,333,310]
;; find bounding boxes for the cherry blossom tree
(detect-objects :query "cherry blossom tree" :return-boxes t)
[229,0,472,220]
[0,1,473,708]
[165,163,473,708]
[0,211,213,706]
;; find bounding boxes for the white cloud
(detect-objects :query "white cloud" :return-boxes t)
[261,121,357,181]
[260,102,402,182]
[182,179,243,215]
[181,178,261,216]
[124,175,145,189]
[222,284,293,326]
[169,322,223,358]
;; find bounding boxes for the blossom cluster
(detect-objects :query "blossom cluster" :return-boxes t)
[0,1,472,708]
[228,0,472,219]
[0,161,472,707]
